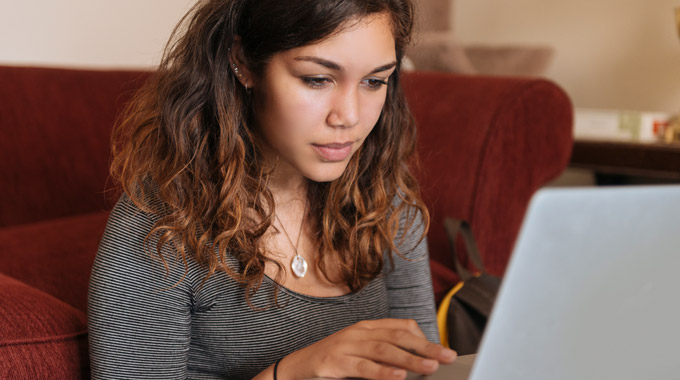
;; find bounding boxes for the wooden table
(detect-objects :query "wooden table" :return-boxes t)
[570,139,680,182]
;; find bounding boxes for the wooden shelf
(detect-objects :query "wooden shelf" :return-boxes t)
[569,139,680,180]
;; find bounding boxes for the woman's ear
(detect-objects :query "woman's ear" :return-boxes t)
[230,36,255,91]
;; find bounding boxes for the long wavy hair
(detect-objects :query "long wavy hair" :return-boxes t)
[111,0,429,303]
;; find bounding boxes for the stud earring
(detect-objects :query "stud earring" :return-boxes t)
[232,63,243,78]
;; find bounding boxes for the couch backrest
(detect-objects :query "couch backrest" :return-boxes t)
[0,66,149,228]
[402,72,573,277]
[1,66,573,280]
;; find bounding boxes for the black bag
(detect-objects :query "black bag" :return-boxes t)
[436,218,501,355]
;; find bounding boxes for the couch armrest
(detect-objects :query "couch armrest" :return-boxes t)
[402,72,573,296]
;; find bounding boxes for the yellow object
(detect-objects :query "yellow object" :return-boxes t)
[436,281,464,348]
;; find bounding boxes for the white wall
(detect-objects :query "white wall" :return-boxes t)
[0,0,196,69]
[456,0,680,113]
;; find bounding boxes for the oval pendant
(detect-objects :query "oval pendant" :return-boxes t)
[291,254,308,278]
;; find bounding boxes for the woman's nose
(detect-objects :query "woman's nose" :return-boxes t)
[327,87,360,128]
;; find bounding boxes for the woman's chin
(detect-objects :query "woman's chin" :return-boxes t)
[304,162,350,183]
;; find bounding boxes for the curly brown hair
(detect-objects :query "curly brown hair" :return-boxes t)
[111,0,429,304]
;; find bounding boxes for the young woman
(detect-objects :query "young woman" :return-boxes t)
[88,0,457,379]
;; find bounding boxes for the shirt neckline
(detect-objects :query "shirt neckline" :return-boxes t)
[262,274,376,304]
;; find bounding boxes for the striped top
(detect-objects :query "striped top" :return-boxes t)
[88,194,438,379]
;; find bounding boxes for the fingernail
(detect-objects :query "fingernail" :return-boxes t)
[392,369,406,379]
[441,348,457,361]
[423,359,438,369]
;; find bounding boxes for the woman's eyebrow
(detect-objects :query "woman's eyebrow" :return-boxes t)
[369,62,397,74]
[295,56,342,71]
[294,56,397,74]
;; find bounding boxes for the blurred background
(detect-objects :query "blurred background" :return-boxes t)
[2,0,678,113]
[2,0,680,186]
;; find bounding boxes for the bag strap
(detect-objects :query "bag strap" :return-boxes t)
[443,218,487,281]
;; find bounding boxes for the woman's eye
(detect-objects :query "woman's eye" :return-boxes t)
[301,77,332,89]
[363,78,388,91]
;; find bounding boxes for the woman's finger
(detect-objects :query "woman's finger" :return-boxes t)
[354,340,441,375]
[367,327,458,364]
[403,339,457,364]
[333,356,408,380]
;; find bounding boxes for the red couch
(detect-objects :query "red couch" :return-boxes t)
[0,65,572,379]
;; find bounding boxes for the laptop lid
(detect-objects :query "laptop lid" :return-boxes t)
[468,185,680,380]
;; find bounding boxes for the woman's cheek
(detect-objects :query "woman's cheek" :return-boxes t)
[285,91,329,132]
[363,98,387,135]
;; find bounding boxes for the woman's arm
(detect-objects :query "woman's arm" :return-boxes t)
[88,196,193,379]
[249,206,449,380]
[253,319,455,380]
[384,205,439,343]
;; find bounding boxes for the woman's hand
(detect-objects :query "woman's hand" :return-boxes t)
[276,318,457,380]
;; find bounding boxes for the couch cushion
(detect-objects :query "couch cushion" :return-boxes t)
[0,273,89,379]
[0,210,110,313]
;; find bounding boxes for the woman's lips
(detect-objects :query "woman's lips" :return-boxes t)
[312,142,354,162]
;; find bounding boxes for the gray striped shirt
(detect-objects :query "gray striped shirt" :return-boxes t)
[88,194,438,379]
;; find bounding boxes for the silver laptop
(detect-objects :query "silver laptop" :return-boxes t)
[416,185,680,380]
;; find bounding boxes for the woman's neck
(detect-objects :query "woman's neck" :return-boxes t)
[268,171,307,205]
[263,149,308,205]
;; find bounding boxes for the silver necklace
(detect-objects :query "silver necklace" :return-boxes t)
[274,203,308,278]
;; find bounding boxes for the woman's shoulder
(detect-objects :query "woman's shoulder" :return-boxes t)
[389,192,426,233]
[97,188,173,268]
[93,190,198,293]
[387,192,428,259]
[105,180,172,233]
[103,191,162,244]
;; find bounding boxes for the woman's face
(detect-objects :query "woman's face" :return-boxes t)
[252,13,397,183]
